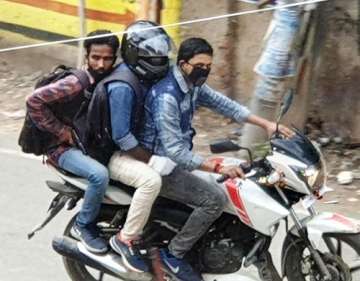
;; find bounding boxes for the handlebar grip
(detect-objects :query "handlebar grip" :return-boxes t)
[240,163,252,174]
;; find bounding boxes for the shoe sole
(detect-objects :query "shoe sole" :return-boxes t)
[160,267,182,281]
[109,236,145,273]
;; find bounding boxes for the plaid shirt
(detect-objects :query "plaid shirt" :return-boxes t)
[27,74,89,163]
[139,66,251,171]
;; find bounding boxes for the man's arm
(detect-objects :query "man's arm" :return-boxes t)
[197,85,293,138]
[108,82,151,163]
[246,114,293,138]
[197,84,251,123]
[27,74,89,144]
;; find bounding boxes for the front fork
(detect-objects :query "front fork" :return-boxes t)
[276,186,333,280]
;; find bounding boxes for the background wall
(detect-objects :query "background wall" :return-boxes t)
[311,0,360,143]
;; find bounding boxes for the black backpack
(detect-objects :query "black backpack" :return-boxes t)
[18,65,89,156]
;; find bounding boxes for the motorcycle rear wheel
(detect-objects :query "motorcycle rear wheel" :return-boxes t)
[283,233,360,281]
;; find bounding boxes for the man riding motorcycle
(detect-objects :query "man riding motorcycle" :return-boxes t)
[139,37,293,281]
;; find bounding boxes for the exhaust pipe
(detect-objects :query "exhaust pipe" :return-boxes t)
[52,236,152,281]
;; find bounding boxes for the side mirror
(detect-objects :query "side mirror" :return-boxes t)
[210,139,241,154]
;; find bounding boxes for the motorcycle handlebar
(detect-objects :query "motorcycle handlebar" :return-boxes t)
[216,163,252,183]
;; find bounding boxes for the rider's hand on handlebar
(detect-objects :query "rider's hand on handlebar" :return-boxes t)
[218,165,245,179]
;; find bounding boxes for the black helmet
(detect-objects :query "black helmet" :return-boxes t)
[121,20,173,80]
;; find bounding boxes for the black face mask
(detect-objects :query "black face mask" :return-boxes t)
[187,66,211,87]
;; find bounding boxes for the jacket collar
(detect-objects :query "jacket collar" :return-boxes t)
[173,65,192,94]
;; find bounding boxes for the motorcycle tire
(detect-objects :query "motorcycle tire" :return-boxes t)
[62,206,124,281]
[283,233,360,281]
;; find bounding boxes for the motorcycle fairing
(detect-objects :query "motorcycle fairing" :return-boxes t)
[266,151,310,194]
[304,212,360,248]
[225,178,289,236]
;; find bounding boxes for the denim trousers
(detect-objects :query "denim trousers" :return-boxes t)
[254,0,301,79]
[58,148,109,227]
[161,167,228,258]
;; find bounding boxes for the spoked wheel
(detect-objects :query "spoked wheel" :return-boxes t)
[62,206,126,281]
[283,233,360,281]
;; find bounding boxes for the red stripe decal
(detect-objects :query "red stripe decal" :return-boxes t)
[226,179,252,226]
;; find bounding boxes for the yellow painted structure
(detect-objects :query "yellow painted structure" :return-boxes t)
[0,0,181,44]
[161,0,182,46]
[0,0,138,38]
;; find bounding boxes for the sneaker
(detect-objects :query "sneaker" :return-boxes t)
[159,249,203,281]
[70,223,108,254]
[109,234,149,273]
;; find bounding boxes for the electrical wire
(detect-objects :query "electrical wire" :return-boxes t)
[0,0,328,53]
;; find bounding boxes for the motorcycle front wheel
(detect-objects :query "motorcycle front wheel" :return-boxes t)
[62,206,124,281]
[283,233,360,281]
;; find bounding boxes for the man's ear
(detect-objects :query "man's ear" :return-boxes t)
[178,60,185,67]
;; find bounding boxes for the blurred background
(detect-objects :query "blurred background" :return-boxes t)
[0,0,359,280]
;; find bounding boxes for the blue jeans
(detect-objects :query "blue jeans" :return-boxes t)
[161,167,228,258]
[254,0,301,78]
[58,148,109,227]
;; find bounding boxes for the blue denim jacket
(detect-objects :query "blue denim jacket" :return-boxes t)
[139,66,250,171]
[107,64,150,151]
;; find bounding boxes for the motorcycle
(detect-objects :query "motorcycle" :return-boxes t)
[28,93,360,281]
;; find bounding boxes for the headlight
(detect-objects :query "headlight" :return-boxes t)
[291,164,325,192]
[304,166,324,191]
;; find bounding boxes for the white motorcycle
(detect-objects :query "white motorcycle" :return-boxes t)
[29,94,360,281]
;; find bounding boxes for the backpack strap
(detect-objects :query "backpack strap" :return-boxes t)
[70,69,90,89]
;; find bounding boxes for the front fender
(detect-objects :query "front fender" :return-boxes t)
[299,212,360,248]
[281,212,360,276]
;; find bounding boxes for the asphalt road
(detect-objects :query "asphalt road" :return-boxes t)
[0,132,76,281]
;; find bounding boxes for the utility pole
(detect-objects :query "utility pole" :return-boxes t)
[77,0,86,68]
[139,0,160,22]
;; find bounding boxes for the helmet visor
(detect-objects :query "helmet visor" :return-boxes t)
[137,33,174,57]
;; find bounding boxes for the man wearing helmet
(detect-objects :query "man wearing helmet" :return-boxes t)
[92,21,173,273]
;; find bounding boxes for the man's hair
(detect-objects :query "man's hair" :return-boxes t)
[84,29,120,56]
[177,37,213,64]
